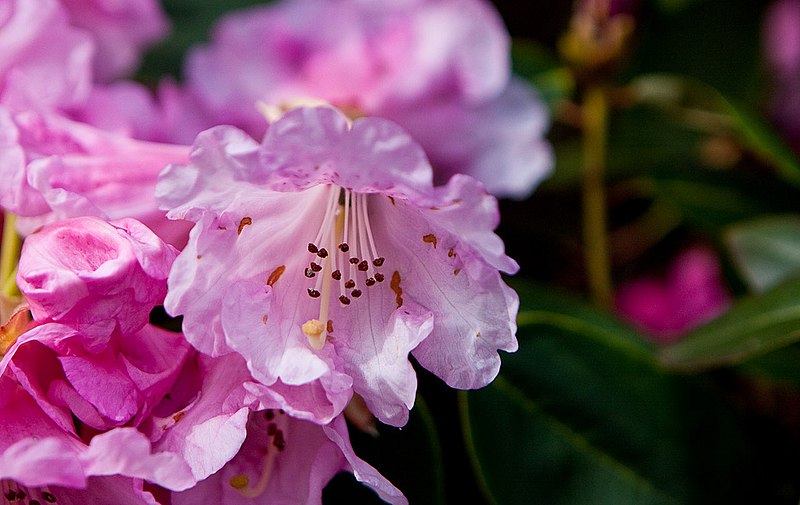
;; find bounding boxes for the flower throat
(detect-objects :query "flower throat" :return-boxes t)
[301,186,385,350]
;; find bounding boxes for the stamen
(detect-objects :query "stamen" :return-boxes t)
[351,289,362,298]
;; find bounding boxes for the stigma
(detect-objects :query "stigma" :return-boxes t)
[301,186,385,350]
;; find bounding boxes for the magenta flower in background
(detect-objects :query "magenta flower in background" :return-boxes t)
[158,106,519,427]
[615,247,731,343]
[172,412,406,505]
[59,0,170,82]
[174,0,553,199]
[764,0,800,149]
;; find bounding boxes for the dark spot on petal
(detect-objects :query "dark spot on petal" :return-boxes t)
[217,226,227,231]
[448,248,456,258]
[273,430,287,451]
[265,410,275,420]
[267,265,286,287]
[173,411,186,423]
[388,196,396,205]
[267,423,277,436]
[423,234,437,248]
[327,320,334,333]
[237,217,252,236]
[262,315,269,325]
[196,255,202,260]
[454,269,461,276]
[390,271,403,308]
[476,331,481,338]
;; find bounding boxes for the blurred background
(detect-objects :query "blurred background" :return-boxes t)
[140,1,800,503]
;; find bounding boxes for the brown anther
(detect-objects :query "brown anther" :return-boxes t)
[338,243,350,252]
[305,268,316,278]
[310,263,322,272]
[339,295,351,305]
[331,269,342,280]
[317,248,329,258]
[349,257,360,265]
[308,289,321,298]
[374,272,385,283]
[267,265,286,286]
[358,260,369,271]
[365,278,376,287]
[308,243,319,253]
[373,257,385,267]
[344,279,356,289]
[351,289,362,298]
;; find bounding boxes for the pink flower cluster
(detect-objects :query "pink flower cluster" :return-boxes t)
[0,0,553,502]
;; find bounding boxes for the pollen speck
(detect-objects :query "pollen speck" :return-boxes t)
[454,268,461,276]
[266,265,286,286]
[230,475,250,489]
[262,315,269,325]
[390,271,403,308]
[388,196,396,205]
[423,234,437,248]
[448,248,455,258]
[238,217,253,235]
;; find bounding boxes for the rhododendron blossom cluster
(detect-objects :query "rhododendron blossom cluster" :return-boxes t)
[0,0,550,503]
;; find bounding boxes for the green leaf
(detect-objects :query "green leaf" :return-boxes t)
[725,215,800,293]
[347,395,446,505]
[462,283,750,505]
[511,40,574,111]
[660,275,800,370]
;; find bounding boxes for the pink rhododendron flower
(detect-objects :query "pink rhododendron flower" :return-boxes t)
[177,0,553,198]
[143,353,352,483]
[764,0,800,149]
[0,109,191,245]
[615,247,731,343]
[172,412,406,505]
[0,0,93,111]
[158,106,519,427]
[17,217,177,342]
[59,0,170,81]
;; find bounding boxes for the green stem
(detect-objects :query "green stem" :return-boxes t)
[582,86,613,308]
[1,212,21,298]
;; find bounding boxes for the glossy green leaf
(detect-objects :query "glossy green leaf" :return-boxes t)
[463,283,751,505]
[345,395,446,505]
[725,215,800,293]
[660,275,800,370]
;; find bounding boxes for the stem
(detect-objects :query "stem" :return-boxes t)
[582,86,613,308]
[1,212,21,298]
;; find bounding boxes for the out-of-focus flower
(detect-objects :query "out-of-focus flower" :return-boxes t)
[615,247,731,343]
[173,0,553,199]
[0,0,93,111]
[17,217,177,341]
[58,0,170,81]
[764,0,800,149]
[172,412,406,505]
[0,109,191,246]
[158,106,519,427]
